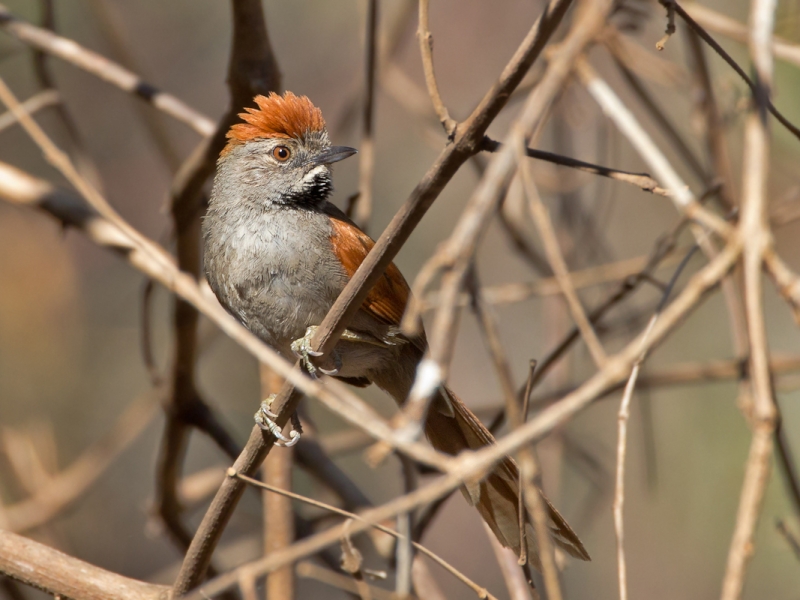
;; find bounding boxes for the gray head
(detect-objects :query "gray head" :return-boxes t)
[214,92,356,208]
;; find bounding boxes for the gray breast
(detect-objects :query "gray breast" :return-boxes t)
[203,205,349,355]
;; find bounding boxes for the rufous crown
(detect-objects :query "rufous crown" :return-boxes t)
[223,92,326,155]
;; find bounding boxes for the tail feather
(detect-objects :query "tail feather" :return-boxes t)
[424,386,590,567]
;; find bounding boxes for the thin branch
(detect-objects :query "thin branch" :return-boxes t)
[614,244,699,600]
[776,520,800,562]
[417,0,456,135]
[575,58,732,239]
[483,523,532,600]
[0,530,168,600]
[297,561,404,600]
[0,3,215,136]
[0,89,59,133]
[311,0,575,372]
[482,137,669,195]
[353,0,379,229]
[683,2,800,70]
[423,252,685,310]
[720,2,778,598]
[684,27,737,210]
[31,0,105,192]
[187,235,743,600]
[608,49,709,186]
[668,0,800,142]
[85,0,184,171]
[396,456,416,599]
[400,0,613,435]
[261,367,294,600]
[526,354,800,411]
[519,153,608,368]
[1,389,161,533]
[232,471,497,600]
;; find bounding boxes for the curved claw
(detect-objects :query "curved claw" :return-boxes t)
[255,397,301,447]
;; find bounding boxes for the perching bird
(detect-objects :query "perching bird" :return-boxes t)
[202,91,589,568]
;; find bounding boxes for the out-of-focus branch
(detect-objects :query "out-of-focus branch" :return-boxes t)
[176,0,578,592]
[683,2,800,69]
[353,0,379,230]
[0,89,59,133]
[0,530,169,600]
[313,0,576,368]
[400,0,615,434]
[484,523,533,600]
[576,59,732,239]
[417,0,456,135]
[0,3,215,136]
[31,0,105,192]
[1,389,161,533]
[158,0,282,580]
[520,155,607,368]
[85,0,184,171]
[668,0,800,142]
[261,365,294,600]
[297,561,411,600]
[232,472,497,600]
[188,234,743,600]
[0,164,447,466]
[720,2,778,598]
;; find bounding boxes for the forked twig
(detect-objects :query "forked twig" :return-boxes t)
[231,471,498,600]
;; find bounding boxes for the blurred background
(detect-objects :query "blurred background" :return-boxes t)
[0,0,799,598]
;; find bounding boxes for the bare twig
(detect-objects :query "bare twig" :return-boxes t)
[668,0,800,142]
[683,3,800,69]
[423,252,686,310]
[232,471,497,600]
[0,530,168,600]
[313,0,576,391]
[1,389,161,533]
[720,3,778,598]
[482,137,668,195]
[354,0,379,230]
[0,89,59,133]
[0,3,215,136]
[684,28,737,210]
[400,0,613,435]
[776,520,800,562]
[614,244,699,600]
[31,0,104,192]
[260,366,294,600]
[417,0,456,135]
[396,456,416,599]
[519,153,608,368]
[576,59,732,239]
[484,523,532,600]
[187,236,743,600]
[297,561,404,600]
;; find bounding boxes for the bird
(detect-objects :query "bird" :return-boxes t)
[202,91,589,569]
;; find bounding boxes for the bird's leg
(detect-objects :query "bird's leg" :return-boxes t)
[255,393,301,447]
[291,325,389,376]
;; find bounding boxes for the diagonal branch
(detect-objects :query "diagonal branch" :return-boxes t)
[0,3,215,136]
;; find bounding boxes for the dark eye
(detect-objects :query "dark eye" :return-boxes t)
[272,145,291,161]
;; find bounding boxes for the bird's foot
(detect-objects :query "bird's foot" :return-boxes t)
[291,326,340,376]
[292,325,389,376]
[255,394,300,447]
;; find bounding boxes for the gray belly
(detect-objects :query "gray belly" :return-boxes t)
[203,206,349,356]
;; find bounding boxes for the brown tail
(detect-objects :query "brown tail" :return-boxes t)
[424,386,590,568]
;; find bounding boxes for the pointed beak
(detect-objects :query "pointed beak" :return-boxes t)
[311,146,358,166]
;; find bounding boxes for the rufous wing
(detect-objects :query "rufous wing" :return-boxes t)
[325,205,414,332]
